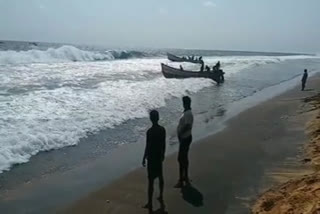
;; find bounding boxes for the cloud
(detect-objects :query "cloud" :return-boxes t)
[203,1,216,7]
[158,8,168,15]
[39,4,45,10]
[34,0,46,10]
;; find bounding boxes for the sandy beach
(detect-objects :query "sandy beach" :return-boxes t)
[59,76,320,214]
[252,80,320,214]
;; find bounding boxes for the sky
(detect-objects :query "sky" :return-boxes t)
[0,0,319,53]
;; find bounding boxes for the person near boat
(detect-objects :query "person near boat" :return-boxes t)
[205,65,211,72]
[217,69,224,83]
[199,57,204,72]
[213,61,221,71]
[200,62,204,72]
[210,61,224,83]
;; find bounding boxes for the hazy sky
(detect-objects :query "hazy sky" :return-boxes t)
[0,0,319,53]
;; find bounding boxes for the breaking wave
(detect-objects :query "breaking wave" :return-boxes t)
[0,45,149,64]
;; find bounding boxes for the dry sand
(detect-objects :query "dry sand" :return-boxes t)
[305,93,320,169]
[61,76,320,214]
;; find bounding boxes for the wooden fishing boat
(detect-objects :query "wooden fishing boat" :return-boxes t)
[161,63,224,83]
[167,53,202,64]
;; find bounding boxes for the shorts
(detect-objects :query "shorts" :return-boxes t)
[147,161,163,180]
[178,135,192,165]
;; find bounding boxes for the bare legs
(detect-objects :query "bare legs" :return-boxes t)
[302,81,306,91]
[176,136,192,187]
[145,175,164,212]
[159,175,164,200]
[147,178,154,211]
[176,158,190,187]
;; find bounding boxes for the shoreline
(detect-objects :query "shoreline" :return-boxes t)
[60,76,320,213]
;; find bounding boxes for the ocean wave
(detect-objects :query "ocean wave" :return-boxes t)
[106,50,149,59]
[0,45,149,64]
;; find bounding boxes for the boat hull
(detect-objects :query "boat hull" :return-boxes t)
[161,63,223,83]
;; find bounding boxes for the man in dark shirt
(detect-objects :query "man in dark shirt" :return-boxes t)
[301,69,308,91]
[142,110,166,212]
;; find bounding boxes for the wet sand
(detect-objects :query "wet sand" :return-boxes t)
[60,76,320,214]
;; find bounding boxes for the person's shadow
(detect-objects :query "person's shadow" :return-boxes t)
[181,184,204,207]
[152,199,168,214]
[303,89,314,92]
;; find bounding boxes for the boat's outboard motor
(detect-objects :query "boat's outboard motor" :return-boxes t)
[220,70,225,83]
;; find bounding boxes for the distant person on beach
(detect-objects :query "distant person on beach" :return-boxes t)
[301,69,308,91]
[180,65,184,70]
[142,110,166,212]
[175,96,194,188]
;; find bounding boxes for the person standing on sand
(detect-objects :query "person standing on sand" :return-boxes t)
[142,110,166,212]
[175,96,194,188]
[301,69,308,91]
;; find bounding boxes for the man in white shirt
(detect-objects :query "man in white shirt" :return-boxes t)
[175,96,194,188]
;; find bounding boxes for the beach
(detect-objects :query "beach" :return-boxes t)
[59,77,320,213]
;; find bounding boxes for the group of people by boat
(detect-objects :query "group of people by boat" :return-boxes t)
[181,55,203,62]
[201,61,220,72]
[164,53,225,84]
[179,60,224,83]
[167,53,203,64]
[205,61,224,81]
